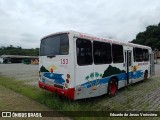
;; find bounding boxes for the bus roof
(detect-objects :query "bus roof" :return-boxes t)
[41,30,152,50]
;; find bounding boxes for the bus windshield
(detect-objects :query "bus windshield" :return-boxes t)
[40,33,69,56]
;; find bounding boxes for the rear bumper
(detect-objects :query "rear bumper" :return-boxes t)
[38,81,75,100]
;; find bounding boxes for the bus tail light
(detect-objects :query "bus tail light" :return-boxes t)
[66,74,70,83]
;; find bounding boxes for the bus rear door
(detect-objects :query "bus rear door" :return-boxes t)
[125,49,133,85]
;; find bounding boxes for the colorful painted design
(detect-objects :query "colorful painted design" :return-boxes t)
[86,72,103,89]
[132,65,139,71]
[132,70,143,79]
[40,65,68,89]
[81,73,124,88]
[76,72,103,95]
[76,65,143,96]
[48,65,57,72]
[40,66,49,72]
[40,64,144,99]
[42,72,65,84]
[102,65,126,78]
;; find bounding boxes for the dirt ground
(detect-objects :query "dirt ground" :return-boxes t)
[155,59,160,77]
[0,85,71,120]
[0,85,50,111]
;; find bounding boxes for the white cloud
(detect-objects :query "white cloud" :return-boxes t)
[0,0,160,48]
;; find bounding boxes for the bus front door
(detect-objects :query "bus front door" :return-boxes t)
[125,50,132,85]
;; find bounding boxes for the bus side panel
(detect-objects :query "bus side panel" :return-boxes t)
[131,49,151,84]
[74,63,127,100]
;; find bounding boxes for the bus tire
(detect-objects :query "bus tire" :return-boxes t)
[108,78,118,97]
[144,71,148,80]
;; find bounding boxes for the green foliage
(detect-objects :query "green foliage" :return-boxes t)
[0,45,39,56]
[85,75,89,80]
[90,73,94,79]
[40,66,49,72]
[131,23,160,50]
[95,72,99,78]
[103,65,125,78]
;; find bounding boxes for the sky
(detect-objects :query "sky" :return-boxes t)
[0,0,160,48]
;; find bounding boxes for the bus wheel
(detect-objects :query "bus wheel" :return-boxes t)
[144,71,148,80]
[108,78,117,97]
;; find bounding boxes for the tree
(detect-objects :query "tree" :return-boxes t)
[131,23,160,50]
[0,45,39,56]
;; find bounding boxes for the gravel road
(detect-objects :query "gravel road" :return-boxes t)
[0,64,39,86]
[155,59,160,77]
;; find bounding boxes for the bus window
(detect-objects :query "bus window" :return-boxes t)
[133,47,135,62]
[93,41,112,64]
[135,47,143,62]
[40,33,69,56]
[112,44,124,63]
[143,49,149,61]
[76,38,93,66]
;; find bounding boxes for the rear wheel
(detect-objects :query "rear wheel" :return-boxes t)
[108,78,118,97]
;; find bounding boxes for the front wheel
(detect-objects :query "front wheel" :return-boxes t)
[144,71,148,80]
[108,78,118,97]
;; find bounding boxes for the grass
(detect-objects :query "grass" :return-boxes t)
[0,76,87,111]
[0,75,160,120]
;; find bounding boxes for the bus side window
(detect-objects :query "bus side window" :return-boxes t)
[143,49,149,61]
[133,47,136,62]
[135,47,143,62]
[76,38,93,66]
[93,41,112,64]
[112,44,124,63]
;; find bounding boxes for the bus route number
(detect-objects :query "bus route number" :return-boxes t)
[61,59,68,64]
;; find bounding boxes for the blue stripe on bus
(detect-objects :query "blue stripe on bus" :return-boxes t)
[43,72,65,84]
[42,70,143,88]
[81,70,143,88]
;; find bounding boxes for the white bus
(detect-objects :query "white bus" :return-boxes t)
[38,30,155,100]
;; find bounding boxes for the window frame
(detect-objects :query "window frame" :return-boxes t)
[93,41,112,65]
[112,44,124,63]
[143,49,149,61]
[76,38,93,66]
[40,33,69,56]
[134,47,143,62]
